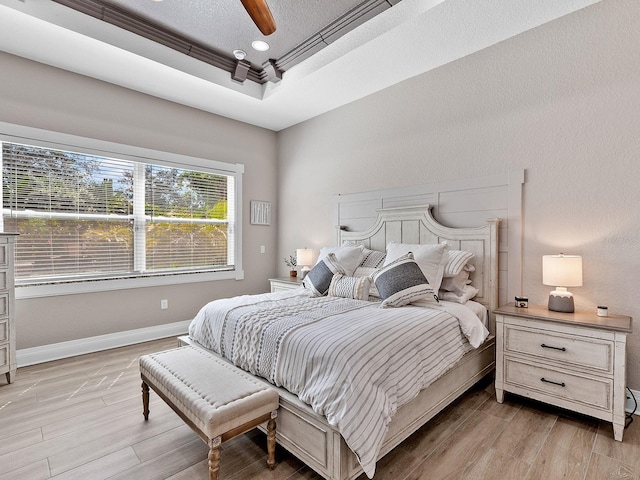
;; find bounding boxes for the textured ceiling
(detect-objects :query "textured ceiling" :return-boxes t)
[0,0,603,131]
[51,0,399,83]
[103,0,371,67]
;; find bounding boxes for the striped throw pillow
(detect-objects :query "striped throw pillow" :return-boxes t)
[328,274,371,300]
[444,250,475,277]
[342,241,386,268]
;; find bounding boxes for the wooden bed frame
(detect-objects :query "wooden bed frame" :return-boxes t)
[180,205,501,480]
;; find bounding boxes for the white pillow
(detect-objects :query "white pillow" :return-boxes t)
[440,270,471,295]
[317,245,364,276]
[439,285,479,304]
[384,242,449,293]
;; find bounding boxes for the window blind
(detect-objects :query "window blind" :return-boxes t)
[1,141,235,284]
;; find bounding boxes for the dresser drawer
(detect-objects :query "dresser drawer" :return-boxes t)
[0,344,7,369]
[0,319,7,343]
[504,324,613,374]
[0,293,7,318]
[504,358,612,412]
[0,244,7,268]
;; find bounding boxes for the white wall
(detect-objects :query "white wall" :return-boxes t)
[277,0,640,388]
[0,51,279,349]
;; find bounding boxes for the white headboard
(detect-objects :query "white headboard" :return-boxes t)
[339,205,501,332]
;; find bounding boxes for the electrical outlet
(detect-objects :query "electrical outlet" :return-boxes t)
[160,299,168,310]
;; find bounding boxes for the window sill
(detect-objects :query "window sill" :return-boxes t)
[15,269,245,299]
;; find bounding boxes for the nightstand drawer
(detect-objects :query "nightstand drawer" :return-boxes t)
[269,278,303,292]
[504,358,612,412]
[504,324,613,374]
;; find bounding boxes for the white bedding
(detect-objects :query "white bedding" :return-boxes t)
[188,288,489,478]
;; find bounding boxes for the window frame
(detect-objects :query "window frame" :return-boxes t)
[0,122,245,300]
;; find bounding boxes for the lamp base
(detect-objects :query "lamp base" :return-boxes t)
[548,293,574,313]
[300,266,311,280]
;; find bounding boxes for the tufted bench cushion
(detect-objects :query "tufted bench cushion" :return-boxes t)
[140,346,279,480]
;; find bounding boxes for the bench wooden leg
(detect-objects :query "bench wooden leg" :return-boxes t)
[208,436,221,480]
[267,413,277,470]
[141,381,150,420]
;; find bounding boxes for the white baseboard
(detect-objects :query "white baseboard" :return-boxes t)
[628,389,639,415]
[16,320,191,367]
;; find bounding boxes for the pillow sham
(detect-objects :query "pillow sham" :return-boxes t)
[439,285,479,304]
[440,270,472,296]
[342,241,387,268]
[316,245,364,276]
[444,250,475,277]
[328,274,371,301]
[304,253,346,296]
[372,252,436,308]
[384,242,449,293]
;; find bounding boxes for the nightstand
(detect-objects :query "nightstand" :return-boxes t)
[269,277,304,292]
[495,303,632,441]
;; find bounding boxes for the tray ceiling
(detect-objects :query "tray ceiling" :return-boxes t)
[0,0,602,131]
[51,0,401,84]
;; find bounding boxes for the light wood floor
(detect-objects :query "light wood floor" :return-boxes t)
[1,337,638,480]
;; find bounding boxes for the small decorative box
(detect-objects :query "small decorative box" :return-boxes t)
[515,296,529,308]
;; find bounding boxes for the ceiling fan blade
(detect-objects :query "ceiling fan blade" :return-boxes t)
[240,0,276,36]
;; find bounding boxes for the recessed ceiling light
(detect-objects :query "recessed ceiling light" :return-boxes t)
[233,49,247,60]
[251,40,269,52]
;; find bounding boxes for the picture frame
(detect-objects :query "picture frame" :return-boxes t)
[250,200,271,225]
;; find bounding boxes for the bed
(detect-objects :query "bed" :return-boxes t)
[180,205,501,480]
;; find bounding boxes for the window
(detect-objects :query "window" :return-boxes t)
[0,129,243,294]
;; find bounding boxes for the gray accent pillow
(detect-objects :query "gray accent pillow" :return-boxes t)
[384,242,449,293]
[372,252,436,307]
[303,253,346,296]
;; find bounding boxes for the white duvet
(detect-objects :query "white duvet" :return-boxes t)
[188,288,489,478]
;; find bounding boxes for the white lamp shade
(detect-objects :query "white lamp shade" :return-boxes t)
[296,248,314,267]
[542,254,583,287]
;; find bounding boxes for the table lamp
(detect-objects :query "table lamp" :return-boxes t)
[542,254,582,313]
[296,248,314,280]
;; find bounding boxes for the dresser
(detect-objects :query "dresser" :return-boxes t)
[269,277,304,292]
[0,233,18,385]
[495,303,632,441]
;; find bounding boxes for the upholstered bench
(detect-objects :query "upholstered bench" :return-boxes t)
[139,346,279,480]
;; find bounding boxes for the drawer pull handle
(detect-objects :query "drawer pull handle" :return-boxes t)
[541,377,565,387]
[541,343,566,352]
